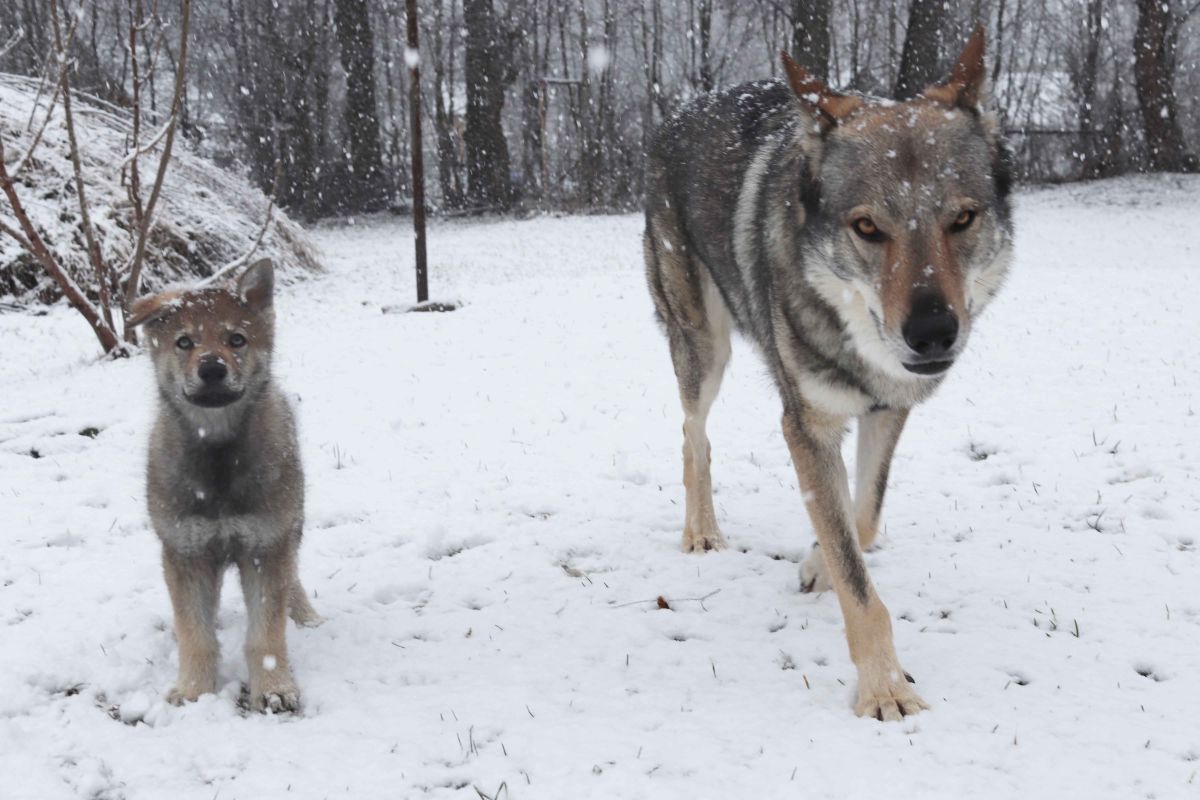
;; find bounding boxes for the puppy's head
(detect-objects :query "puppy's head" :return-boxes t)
[783,26,1013,379]
[129,260,276,410]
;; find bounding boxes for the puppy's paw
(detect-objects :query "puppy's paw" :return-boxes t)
[288,584,324,628]
[289,605,325,628]
[250,672,301,713]
[166,684,211,706]
[799,542,832,593]
[681,522,726,553]
[258,687,301,714]
[854,668,928,721]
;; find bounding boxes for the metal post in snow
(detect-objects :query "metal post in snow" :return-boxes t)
[406,0,428,303]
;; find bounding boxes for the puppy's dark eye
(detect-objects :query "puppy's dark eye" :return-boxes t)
[229,333,247,348]
[951,209,977,232]
[176,336,194,350]
[852,217,885,242]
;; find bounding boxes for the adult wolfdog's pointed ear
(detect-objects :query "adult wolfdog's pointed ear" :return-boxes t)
[237,258,274,310]
[924,25,987,110]
[780,52,862,129]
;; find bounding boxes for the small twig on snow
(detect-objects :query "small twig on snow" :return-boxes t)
[611,589,721,609]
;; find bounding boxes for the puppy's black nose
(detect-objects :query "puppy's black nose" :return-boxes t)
[902,293,959,358]
[197,358,228,385]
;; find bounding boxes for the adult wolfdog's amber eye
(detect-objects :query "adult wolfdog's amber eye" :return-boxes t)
[176,335,194,350]
[852,217,883,241]
[229,333,247,348]
[951,209,977,232]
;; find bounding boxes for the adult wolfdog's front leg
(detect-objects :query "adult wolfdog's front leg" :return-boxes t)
[782,408,927,720]
[801,407,909,591]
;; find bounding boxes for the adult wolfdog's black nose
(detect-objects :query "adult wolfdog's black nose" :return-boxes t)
[197,358,228,384]
[903,292,959,358]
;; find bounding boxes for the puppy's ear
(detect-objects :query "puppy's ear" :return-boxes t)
[237,258,274,310]
[126,289,185,328]
[924,25,987,110]
[780,52,862,130]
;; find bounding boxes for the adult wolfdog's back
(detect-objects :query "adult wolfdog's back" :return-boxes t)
[644,79,798,349]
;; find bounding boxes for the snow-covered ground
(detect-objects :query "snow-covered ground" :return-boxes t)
[1,176,1198,799]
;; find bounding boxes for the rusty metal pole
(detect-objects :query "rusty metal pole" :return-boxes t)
[406,0,428,303]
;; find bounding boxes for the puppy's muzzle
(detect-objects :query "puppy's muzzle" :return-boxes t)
[186,356,244,407]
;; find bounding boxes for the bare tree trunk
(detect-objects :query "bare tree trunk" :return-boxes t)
[333,0,389,210]
[790,0,830,80]
[993,0,1007,84]
[432,0,463,209]
[1134,0,1197,172]
[894,0,945,100]
[639,0,662,200]
[463,0,514,209]
[698,0,714,91]
[1075,0,1104,178]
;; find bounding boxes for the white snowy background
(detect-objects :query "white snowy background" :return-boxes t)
[1,176,1197,799]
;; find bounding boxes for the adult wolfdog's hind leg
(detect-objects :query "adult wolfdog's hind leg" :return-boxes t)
[645,221,732,553]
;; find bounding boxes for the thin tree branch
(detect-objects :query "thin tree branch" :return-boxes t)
[7,12,84,177]
[50,0,115,333]
[0,135,121,352]
[123,0,190,313]
[126,0,146,235]
[200,157,281,286]
[0,28,22,59]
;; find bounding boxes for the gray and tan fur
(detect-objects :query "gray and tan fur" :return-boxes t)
[644,27,1013,720]
[129,259,320,712]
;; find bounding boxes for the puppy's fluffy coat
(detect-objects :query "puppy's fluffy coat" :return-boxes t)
[130,259,319,712]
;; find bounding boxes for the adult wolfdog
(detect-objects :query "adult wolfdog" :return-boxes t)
[644,27,1012,719]
[129,260,321,712]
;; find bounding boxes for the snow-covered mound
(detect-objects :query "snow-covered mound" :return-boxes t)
[0,73,321,305]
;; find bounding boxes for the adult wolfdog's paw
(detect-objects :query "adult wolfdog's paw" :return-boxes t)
[681,523,726,553]
[799,542,832,593]
[854,669,929,721]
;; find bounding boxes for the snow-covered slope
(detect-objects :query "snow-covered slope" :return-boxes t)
[0,73,320,305]
[1,177,1197,799]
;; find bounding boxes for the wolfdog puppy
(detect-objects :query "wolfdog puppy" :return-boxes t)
[644,27,1013,719]
[129,259,320,712]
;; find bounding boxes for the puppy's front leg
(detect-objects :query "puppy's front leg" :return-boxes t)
[163,549,223,704]
[238,546,300,712]
[782,407,927,720]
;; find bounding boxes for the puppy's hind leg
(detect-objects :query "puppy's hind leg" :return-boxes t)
[646,223,732,552]
[163,550,223,704]
[287,560,323,628]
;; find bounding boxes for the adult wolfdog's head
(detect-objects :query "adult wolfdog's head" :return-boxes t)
[786,27,1012,379]
[128,260,277,416]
